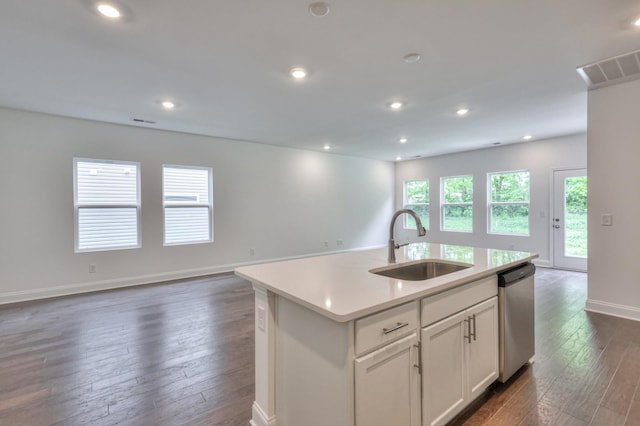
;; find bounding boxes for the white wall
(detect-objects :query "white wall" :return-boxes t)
[394,134,587,266]
[586,78,640,321]
[0,108,393,303]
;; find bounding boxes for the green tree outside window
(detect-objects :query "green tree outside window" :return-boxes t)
[442,176,473,232]
[489,170,530,235]
[404,180,429,229]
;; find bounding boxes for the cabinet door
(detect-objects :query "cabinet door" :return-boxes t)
[421,311,467,426]
[466,297,498,400]
[355,333,420,426]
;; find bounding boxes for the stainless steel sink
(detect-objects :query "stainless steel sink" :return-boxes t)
[370,260,472,281]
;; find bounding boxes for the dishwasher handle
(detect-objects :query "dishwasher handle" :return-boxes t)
[498,263,536,287]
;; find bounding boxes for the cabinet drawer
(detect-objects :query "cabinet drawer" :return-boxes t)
[421,275,497,327]
[355,301,418,355]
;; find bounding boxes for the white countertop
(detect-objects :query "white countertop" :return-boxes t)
[235,243,538,322]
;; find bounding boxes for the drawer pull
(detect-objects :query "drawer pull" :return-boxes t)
[383,321,409,334]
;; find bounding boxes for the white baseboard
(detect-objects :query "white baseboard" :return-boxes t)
[585,299,640,322]
[531,258,552,268]
[0,244,386,305]
[251,401,277,426]
[0,264,233,305]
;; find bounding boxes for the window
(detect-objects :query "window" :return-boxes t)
[488,170,530,235]
[74,158,141,252]
[403,180,429,229]
[441,175,473,232]
[163,165,213,245]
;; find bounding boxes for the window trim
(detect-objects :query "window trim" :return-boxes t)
[162,164,214,246]
[487,169,530,236]
[440,174,474,233]
[73,157,141,253]
[403,179,430,230]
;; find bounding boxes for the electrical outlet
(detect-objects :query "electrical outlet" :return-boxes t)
[89,264,97,273]
[601,214,613,226]
[324,241,329,248]
[249,248,255,255]
[337,239,343,246]
[257,305,266,331]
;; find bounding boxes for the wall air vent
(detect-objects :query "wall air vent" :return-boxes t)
[577,49,640,90]
[132,118,156,124]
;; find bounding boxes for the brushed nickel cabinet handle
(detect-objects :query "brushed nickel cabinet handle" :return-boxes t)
[471,313,477,341]
[413,343,421,374]
[383,321,409,334]
[464,318,471,343]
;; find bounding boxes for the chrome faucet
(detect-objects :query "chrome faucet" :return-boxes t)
[388,209,426,263]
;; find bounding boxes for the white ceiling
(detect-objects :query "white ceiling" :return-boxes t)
[1,0,639,161]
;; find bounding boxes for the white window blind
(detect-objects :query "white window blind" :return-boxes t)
[74,158,141,252]
[163,165,213,245]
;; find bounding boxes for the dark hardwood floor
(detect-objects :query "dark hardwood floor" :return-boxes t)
[0,274,255,425]
[457,267,640,426]
[1,267,639,425]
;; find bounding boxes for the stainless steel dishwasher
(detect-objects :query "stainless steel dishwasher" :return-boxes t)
[498,262,536,383]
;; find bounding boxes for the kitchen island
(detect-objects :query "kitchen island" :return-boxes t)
[236,243,538,426]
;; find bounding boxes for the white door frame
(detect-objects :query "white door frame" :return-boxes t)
[550,167,587,271]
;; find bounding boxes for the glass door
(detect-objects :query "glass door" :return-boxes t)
[553,169,587,271]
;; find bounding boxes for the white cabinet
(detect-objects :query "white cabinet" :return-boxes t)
[421,296,498,426]
[467,298,499,400]
[421,310,467,426]
[355,333,421,426]
[354,301,420,426]
[355,301,419,355]
[249,273,502,426]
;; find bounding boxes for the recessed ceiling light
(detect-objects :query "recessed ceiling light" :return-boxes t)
[395,156,402,161]
[634,17,640,26]
[399,137,408,143]
[161,101,175,110]
[456,108,469,116]
[389,101,404,110]
[290,67,307,80]
[309,2,330,17]
[323,144,331,150]
[523,134,533,140]
[403,53,421,63]
[96,3,121,18]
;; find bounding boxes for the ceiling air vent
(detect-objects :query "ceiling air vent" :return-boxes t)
[132,118,156,124]
[577,49,640,90]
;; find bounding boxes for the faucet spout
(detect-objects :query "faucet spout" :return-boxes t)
[388,209,426,263]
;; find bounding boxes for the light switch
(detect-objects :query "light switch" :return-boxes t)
[601,214,613,226]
